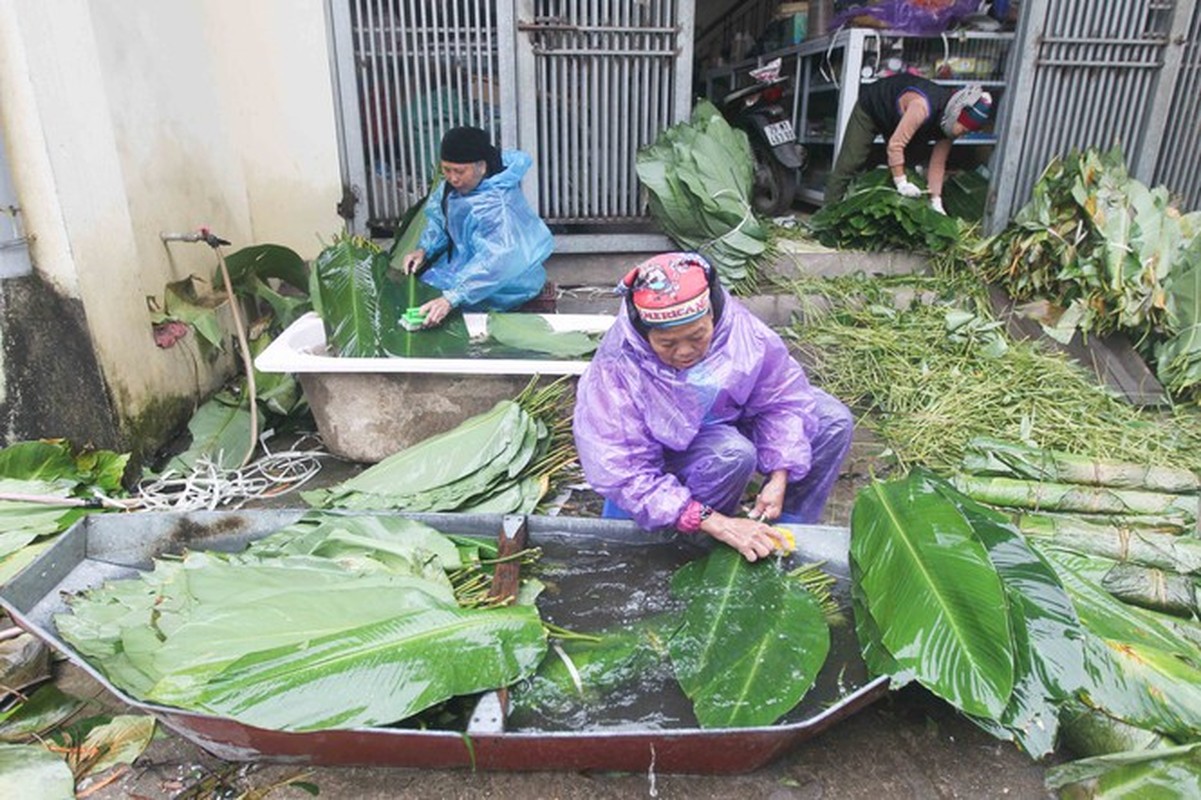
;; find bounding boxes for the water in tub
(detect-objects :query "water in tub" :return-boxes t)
[505,533,871,732]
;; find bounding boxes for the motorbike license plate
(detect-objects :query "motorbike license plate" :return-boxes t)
[763,120,795,147]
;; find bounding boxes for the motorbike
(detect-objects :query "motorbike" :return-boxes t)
[718,59,806,216]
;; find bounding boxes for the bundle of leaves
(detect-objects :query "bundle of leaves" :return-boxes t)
[305,379,575,514]
[972,147,1201,397]
[54,513,547,732]
[852,471,1201,795]
[0,440,128,584]
[806,167,963,254]
[636,99,770,291]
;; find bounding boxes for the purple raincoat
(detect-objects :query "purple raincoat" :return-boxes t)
[574,291,853,532]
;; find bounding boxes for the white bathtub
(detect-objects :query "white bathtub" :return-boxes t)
[255,312,614,462]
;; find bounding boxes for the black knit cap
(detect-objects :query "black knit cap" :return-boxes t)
[441,126,503,175]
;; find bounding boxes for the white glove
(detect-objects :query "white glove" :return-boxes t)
[930,196,946,215]
[893,176,922,198]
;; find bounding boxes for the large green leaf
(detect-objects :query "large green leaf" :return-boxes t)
[167,396,258,472]
[312,237,390,357]
[934,482,1086,757]
[1037,549,1198,658]
[388,194,431,270]
[1081,635,1201,742]
[484,313,598,358]
[0,441,76,482]
[668,546,830,728]
[143,566,459,705]
[0,742,75,800]
[221,244,308,293]
[850,472,1015,718]
[1045,743,1201,799]
[0,685,85,743]
[378,278,471,358]
[198,604,546,731]
[849,557,914,686]
[1038,549,1201,739]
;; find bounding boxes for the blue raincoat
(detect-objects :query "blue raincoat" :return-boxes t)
[417,150,552,311]
[573,291,853,531]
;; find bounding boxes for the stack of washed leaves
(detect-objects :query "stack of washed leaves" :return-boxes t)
[306,381,573,514]
[636,99,770,290]
[852,471,1201,795]
[54,513,546,732]
[953,438,1201,598]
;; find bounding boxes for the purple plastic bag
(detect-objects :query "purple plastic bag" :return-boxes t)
[831,0,981,35]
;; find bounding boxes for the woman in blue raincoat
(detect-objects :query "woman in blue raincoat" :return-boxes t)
[401,126,552,326]
[573,252,853,562]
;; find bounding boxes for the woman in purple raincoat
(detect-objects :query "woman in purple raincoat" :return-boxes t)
[573,252,853,562]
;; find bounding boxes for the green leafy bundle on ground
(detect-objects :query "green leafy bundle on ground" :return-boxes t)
[636,99,770,290]
[971,147,1201,399]
[806,168,963,254]
[305,380,575,514]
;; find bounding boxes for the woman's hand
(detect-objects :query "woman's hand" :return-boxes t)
[401,249,426,275]
[419,297,452,327]
[749,470,788,522]
[700,511,788,562]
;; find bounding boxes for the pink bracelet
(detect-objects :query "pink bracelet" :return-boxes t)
[677,500,705,533]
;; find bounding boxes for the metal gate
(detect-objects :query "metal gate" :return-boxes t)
[515,1,694,234]
[328,0,693,248]
[327,0,514,234]
[990,0,1201,229]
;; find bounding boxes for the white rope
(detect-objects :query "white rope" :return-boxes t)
[131,448,327,512]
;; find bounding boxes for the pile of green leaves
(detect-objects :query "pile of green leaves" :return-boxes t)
[972,147,1201,398]
[483,313,599,359]
[783,272,1201,475]
[636,99,770,291]
[0,440,128,584]
[852,471,1201,792]
[54,513,547,732]
[806,168,963,254]
[305,380,574,514]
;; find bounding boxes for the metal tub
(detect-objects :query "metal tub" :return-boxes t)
[0,511,887,774]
